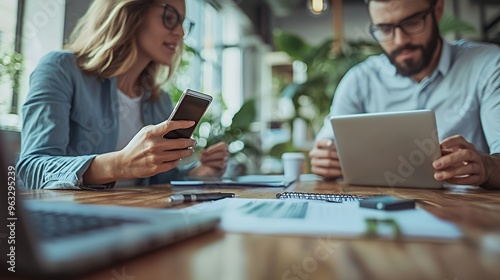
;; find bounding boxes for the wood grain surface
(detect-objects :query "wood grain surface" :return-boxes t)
[20,180,500,280]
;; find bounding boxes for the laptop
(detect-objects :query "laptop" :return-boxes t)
[0,135,220,278]
[330,110,442,188]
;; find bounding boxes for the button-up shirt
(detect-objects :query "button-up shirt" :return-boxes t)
[316,40,500,154]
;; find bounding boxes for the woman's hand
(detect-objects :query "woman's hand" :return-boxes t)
[83,120,196,185]
[189,142,229,177]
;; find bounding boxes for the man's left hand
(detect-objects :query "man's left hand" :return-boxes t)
[433,135,490,186]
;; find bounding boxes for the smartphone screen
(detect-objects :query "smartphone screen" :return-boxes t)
[163,90,212,139]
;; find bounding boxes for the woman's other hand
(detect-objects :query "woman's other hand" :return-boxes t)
[189,141,229,177]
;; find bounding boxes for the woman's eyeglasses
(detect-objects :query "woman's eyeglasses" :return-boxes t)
[369,5,435,42]
[157,3,195,37]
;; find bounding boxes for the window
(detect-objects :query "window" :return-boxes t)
[1,0,66,130]
[183,0,246,127]
[183,0,224,112]
[221,10,243,127]
[177,0,231,125]
[0,0,19,120]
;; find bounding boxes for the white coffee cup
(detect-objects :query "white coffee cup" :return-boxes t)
[282,152,305,182]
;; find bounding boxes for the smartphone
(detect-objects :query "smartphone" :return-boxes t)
[359,195,415,211]
[163,89,212,139]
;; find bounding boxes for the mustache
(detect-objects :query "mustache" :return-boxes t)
[390,44,422,57]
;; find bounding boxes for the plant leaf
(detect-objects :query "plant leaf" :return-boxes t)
[273,29,313,61]
[439,14,476,35]
[230,99,256,131]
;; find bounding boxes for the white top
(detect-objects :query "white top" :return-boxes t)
[115,89,144,187]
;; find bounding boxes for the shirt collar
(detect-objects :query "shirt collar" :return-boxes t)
[384,39,452,78]
[436,40,452,77]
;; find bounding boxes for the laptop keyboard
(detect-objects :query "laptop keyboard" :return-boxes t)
[30,210,143,240]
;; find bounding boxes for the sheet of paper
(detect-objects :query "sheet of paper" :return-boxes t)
[186,198,462,240]
[170,175,295,188]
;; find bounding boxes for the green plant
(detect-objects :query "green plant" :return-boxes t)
[439,14,476,35]
[188,98,262,176]
[195,98,261,154]
[0,48,23,114]
[271,30,380,158]
[275,31,381,133]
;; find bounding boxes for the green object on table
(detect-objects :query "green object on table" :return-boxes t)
[365,218,402,239]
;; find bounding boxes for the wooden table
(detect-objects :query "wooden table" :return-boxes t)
[21,180,500,280]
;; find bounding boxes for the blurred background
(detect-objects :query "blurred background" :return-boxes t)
[1,0,499,175]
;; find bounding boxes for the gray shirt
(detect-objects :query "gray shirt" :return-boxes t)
[316,40,500,154]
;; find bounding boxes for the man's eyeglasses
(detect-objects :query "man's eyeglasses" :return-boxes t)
[369,5,435,42]
[157,3,195,38]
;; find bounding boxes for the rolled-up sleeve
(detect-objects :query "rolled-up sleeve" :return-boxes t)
[16,53,99,189]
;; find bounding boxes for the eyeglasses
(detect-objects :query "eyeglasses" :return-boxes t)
[369,5,435,42]
[156,3,195,38]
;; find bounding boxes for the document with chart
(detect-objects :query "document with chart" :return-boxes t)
[189,198,462,241]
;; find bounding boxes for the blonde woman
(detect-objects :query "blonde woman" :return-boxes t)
[17,0,229,189]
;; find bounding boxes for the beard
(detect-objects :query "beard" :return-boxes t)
[385,16,441,77]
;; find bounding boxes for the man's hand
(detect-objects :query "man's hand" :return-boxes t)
[433,135,495,187]
[189,141,229,177]
[309,138,342,180]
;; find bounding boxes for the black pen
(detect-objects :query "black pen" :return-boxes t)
[167,192,235,205]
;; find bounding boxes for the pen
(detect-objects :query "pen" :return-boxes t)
[167,192,235,205]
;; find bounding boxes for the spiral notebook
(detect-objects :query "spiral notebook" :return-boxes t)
[276,192,365,203]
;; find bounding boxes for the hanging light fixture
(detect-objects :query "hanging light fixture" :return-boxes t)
[307,0,328,15]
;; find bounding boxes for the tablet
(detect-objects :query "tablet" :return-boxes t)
[331,110,442,188]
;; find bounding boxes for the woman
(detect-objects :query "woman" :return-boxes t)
[17,0,229,189]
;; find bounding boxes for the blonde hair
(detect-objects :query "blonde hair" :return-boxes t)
[65,0,184,101]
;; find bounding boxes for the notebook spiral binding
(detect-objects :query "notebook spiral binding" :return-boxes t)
[276,192,364,202]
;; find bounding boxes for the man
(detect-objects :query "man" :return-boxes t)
[310,0,500,189]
